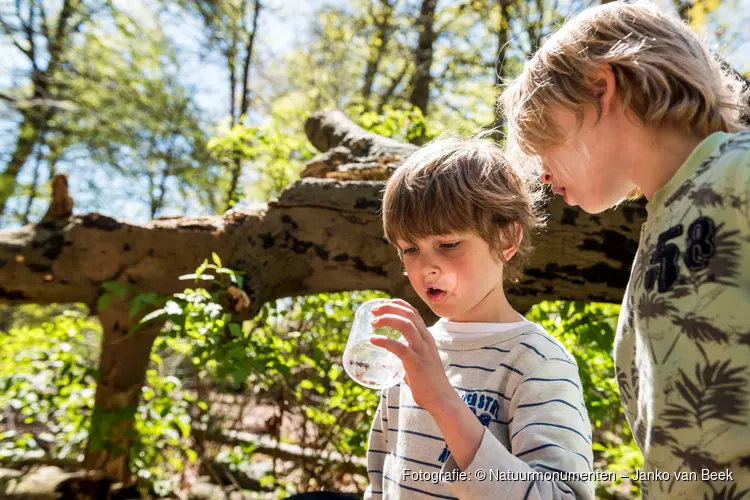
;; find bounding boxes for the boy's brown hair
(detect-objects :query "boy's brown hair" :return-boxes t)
[501,0,749,194]
[381,135,545,282]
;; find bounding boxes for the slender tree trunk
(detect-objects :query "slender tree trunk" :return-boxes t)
[21,144,44,225]
[152,175,167,219]
[532,0,544,50]
[152,144,175,219]
[490,0,514,133]
[224,0,261,212]
[362,0,394,106]
[239,0,261,119]
[147,171,157,221]
[144,137,159,219]
[224,65,241,211]
[0,114,42,218]
[407,0,438,118]
[224,154,242,212]
[228,52,238,126]
[48,149,59,180]
[83,292,161,483]
[377,62,410,113]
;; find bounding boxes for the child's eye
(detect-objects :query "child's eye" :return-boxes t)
[439,241,461,250]
[402,247,417,255]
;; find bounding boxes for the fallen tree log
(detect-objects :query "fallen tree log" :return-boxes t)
[203,428,367,477]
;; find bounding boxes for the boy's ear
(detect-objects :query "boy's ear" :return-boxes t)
[501,224,523,262]
[592,64,617,117]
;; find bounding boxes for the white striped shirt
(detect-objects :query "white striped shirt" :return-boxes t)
[364,320,595,500]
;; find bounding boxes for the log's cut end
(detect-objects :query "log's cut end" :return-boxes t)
[302,109,417,181]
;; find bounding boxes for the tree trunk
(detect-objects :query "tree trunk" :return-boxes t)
[377,62,410,113]
[407,0,438,118]
[204,428,367,476]
[228,44,238,126]
[21,143,44,225]
[0,114,42,218]
[239,0,261,119]
[82,293,161,483]
[224,152,243,212]
[362,0,394,105]
[224,0,262,212]
[490,0,514,133]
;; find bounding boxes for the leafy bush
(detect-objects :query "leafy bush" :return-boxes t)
[0,306,100,463]
[136,254,386,494]
[0,304,197,495]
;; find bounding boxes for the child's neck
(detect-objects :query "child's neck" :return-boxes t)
[630,125,708,200]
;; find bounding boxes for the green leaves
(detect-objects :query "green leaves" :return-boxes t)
[0,306,100,463]
[129,293,165,320]
[97,280,128,312]
[350,103,435,143]
[132,367,195,491]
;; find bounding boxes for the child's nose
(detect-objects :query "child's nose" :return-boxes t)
[423,266,439,279]
[540,171,552,184]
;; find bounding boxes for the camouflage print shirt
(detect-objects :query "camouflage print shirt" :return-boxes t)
[615,131,750,499]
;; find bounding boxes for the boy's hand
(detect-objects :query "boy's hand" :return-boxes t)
[369,299,455,413]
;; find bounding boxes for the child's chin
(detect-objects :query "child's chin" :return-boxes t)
[579,201,610,214]
[425,291,449,305]
[425,298,452,316]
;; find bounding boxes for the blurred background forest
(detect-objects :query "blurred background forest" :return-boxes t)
[0,0,748,498]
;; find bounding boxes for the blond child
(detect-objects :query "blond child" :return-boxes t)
[363,137,595,499]
[502,1,750,498]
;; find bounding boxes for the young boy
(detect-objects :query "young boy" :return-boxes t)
[363,136,595,499]
[501,1,750,498]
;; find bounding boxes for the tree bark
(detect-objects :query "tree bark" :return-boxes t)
[82,294,161,483]
[377,61,410,113]
[407,0,438,117]
[224,151,244,212]
[0,114,43,219]
[362,0,394,105]
[224,0,262,212]
[21,143,44,225]
[239,0,261,119]
[489,0,514,133]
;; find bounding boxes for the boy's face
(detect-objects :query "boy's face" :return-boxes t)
[397,231,509,322]
[539,104,638,214]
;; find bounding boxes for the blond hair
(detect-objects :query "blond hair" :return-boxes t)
[381,135,545,282]
[501,0,749,197]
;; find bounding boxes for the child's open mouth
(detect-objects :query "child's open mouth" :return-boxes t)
[426,286,447,302]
